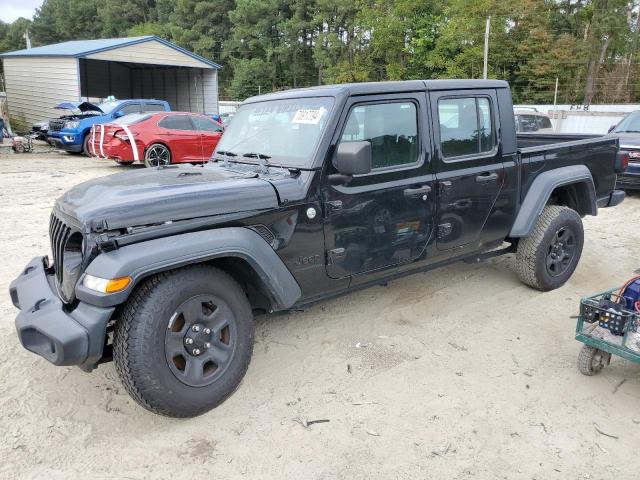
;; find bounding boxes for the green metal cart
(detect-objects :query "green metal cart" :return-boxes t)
[575,288,640,375]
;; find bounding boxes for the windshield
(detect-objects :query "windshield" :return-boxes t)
[613,112,640,133]
[214,97,334,168]
[98,101,123,114]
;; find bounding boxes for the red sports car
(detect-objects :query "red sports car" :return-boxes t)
[90,112,224,167]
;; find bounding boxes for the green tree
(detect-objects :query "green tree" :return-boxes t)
[169,0,235,90]
[30,0,102,45]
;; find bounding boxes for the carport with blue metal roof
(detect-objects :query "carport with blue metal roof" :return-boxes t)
[0,36,220,126]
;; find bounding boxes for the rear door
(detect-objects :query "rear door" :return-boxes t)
[322,94,435,280]
[157,114,201,161]
[142,103,167,113]
[192,116,224,160]
[430,90,504,251]
[114,103,141,118]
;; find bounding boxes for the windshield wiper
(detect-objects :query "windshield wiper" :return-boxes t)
[242,152,272,160]
[213,150,239,166]
[216,150,238,157]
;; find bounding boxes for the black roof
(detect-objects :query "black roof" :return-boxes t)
[244,79,509,103]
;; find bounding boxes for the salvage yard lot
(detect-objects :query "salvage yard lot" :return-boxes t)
[1,148,640,479]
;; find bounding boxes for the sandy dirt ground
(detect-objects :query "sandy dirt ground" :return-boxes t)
[1,144,640,479]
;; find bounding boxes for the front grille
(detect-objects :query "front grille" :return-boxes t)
[49,212,73,286]
[49,119,66,132]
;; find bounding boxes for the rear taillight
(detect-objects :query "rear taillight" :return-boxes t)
[616,151,630,173]
[113,130,136,142]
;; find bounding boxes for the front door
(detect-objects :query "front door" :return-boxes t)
[429,91,504,251]
[192,116,225,160]
[157,114,202,162]
[322,94,435,279]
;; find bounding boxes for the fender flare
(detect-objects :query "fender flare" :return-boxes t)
[509,165,596,238]
[75,227,302,311]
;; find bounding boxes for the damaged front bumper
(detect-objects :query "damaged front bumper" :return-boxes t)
[9,257,114,371]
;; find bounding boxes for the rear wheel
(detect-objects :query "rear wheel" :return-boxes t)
[514,205,584,291]
[113,265,254,417]
[578,345,610,376]
[144,143,171,167]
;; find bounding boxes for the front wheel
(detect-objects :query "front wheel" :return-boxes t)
[113,265,254,417]
[144,143,171,167]
[514,205,584,291]
[82,134,91,156]
[578,345,610,376]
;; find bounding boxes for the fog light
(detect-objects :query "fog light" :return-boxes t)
[83,274,131,293]
[63,135,75,142]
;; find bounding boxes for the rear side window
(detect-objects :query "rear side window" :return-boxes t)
[537,116,552,129]
[142,103,166,112]
[340,102,418,169]
[518,115,539,132]
[438,97,495,158]
[158,115,195,131]
[193,116,224,132]
[113,113,151,125]
[117,104,141,116]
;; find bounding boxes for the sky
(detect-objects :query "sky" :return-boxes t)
[1,0,41,23]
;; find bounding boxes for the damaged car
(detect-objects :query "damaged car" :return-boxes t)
[47,99,170,155]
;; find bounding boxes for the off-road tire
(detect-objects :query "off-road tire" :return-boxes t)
[113,265,254,417]
[578,345,609,376]
[515,205,584,291]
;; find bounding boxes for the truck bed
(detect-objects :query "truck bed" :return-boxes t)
[517,133,603,150]
[516,133,619,206]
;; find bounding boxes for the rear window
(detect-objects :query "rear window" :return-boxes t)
[113,113,151,125]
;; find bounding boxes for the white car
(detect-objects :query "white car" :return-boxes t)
[514,109,554,133]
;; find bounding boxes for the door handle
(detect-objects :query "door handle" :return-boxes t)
[403,185,432,199]
[475,172,499,183]
[451,199,472,209]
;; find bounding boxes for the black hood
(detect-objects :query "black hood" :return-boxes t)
[55,165,280,230]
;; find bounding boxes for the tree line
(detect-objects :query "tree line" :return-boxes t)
[0,0,639,105]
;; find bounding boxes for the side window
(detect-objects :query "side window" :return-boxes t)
[438,97,495,158]
[117,104,141,116]
[142,103,165,113]
[158,115,196,131]
[340,102,418,169]
[193,116,224,132]
[519,115,539,132]
[537,116,552,129]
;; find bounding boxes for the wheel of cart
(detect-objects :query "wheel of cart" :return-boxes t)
[577,345,611,375]
[575,287,640,376]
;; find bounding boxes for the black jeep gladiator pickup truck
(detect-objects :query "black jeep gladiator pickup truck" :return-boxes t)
[9,80,626,417]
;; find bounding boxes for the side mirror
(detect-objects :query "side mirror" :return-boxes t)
[334,141,372,176]
[608,124,616,133]
[113,111,124,119]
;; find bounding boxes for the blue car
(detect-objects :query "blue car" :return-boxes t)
[609,111,640,190]
[47,99,170,155]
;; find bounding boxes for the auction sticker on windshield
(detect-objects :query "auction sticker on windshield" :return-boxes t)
[292,108,326,125]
